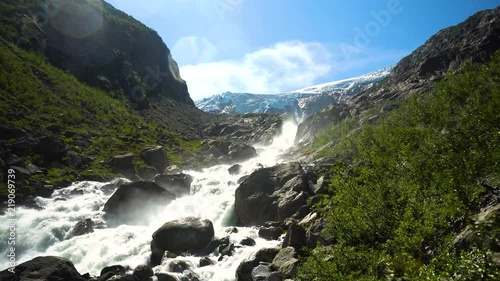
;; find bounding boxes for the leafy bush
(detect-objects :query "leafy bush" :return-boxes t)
[297,51,500,280]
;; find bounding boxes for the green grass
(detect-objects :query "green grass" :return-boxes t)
[0,40,200,197]
[297,51,500,280]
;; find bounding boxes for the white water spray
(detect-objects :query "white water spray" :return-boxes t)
[0,121,298,281]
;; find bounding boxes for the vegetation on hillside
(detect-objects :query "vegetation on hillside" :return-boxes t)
[0,40,201,197]
[297,51,500,280]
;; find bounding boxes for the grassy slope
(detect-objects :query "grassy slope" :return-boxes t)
[297,52,500,280]
[0,41,201,197]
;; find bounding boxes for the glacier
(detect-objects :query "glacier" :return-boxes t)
[195,66,394,120]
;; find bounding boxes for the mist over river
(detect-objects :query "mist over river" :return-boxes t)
[0,122,298,281]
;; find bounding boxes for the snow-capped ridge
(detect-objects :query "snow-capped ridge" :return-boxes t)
[195,66,394,120]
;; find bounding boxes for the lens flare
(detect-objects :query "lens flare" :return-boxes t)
[168,53,185,83]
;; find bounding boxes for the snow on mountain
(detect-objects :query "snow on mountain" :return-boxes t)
[195,66,394,119]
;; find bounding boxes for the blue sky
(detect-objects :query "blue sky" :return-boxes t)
[106,0,499,100]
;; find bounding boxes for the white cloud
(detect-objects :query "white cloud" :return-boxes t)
[171,36,218,65]
[180,41,332,100]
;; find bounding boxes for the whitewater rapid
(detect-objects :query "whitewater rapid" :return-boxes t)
[0,121,298,280]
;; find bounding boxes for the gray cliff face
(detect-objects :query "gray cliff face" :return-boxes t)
[348,7,500,110]
[14,0,194,107]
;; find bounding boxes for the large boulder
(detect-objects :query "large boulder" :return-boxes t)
[272,247,299,279]
[154,173,193,197]
[227,143,257,162]
[235,162,313,226]
[141,146,169,172]
[33,136,67,162]
[235,248,280,281]
[282,223,307,251]
[150,217,214,265]
[103,181,175,224]
[132,265,154,281]
[108,153,136,179]
[0,256,86,281]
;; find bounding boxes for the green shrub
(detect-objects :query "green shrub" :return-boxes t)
[298,51,500,280]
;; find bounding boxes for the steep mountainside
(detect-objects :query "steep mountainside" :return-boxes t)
[0,0,217,201]
[1,0,192,106]
[0,0,209,138]
[297,7,500,143]
[349,6,500,110]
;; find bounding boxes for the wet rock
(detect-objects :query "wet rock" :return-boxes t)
[36,185,55,198]
[228,164,242,175]
[103,181,176,224]
[0,256,86,281]
[108,274,136,281]
[100,183,117,195]
[66,218,94,239]
[227,143,257,162]
[163,165,182,175]
[98,271,115,281]
[100,265,127,277]
[167,260,192,273]
[198,236,230,256]
[137,166,159,181]
[226,226,238,234]
[259,227,283,241]
[218,243,235,259]
[235,248,280,281]
[199,257,216,267]
[180,270,200,281]
[141,146,169,173]
[154,173,193,197]
[151,217,214,265]
[237,175,249,184]
[156,273,177,281]
[235,162,313,226]
[240,237,256,246]
[132,265,153,281]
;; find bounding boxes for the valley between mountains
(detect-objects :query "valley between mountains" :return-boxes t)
[0,1,499,281]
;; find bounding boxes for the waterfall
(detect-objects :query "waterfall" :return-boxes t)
[0,121,298,281]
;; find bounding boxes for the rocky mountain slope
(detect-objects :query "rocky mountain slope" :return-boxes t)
[0,0,210,138]
[196,66,392,120]
[297,6,500,144]
[0,0,287,204]
[349,6,500,110]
